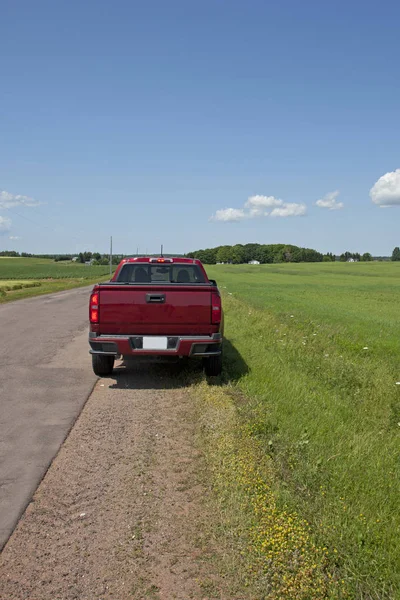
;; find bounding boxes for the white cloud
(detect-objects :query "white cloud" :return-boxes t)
[211,208,247,222]
[316,190,344,210]
[0,216,12,233]
[245,194,283,216]
[370,169,400,207]
[9,235,21,240]
[211,194,307,222]
[0,189,41,209]
[270,203,307,217]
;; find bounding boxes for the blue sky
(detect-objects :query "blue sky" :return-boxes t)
[1,0,399,255]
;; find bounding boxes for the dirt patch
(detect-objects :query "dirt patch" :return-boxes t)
[0,363,228,600]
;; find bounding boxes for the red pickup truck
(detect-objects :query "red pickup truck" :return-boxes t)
[89,257,223,377]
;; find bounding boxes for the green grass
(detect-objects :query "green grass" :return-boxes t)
[204,261,400,599]
[0,257,113,302]
[0,256,112,280]
[0,280,41,290]
[0,279,36,286]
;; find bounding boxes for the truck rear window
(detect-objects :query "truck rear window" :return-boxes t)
[116,264,207,284]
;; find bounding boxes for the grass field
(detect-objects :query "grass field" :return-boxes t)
[202,262,400,599]
[0,257,112,280]
[0,257,112,301]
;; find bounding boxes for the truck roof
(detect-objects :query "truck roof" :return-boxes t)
[119,257,202,265]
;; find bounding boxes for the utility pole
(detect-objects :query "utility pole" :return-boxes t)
[109,236,113,277]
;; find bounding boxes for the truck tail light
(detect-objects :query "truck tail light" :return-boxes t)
[211,292,221,324]
[90,292,99,324]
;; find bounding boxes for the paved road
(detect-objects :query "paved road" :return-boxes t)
[0,286,97,549]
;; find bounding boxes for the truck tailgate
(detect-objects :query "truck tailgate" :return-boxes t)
[97,284,214,334]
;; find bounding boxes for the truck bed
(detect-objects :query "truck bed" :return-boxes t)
[93,282,217,336]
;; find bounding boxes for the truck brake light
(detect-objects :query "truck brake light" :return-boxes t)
[211,292,221,324]
[90,292,99,324]
[150,257,173,263]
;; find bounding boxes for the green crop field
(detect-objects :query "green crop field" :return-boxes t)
[204,261,400,599]
[0,257,112,301]
[0,257,112,280]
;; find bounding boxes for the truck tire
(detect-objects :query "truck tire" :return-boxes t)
[203,354,222,377]
[92,354,115,377]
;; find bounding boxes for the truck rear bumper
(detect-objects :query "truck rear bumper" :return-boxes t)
[89,332,222,358]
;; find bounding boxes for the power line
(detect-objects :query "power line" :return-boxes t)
[1,204,81,242]
[1,205,55,232]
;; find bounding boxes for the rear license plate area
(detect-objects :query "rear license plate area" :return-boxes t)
[142,336,168,350]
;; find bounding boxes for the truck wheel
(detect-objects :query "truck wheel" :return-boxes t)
[203,354,222,377]
[92,354,115,377]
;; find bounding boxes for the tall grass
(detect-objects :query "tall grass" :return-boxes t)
[205,262,400,599]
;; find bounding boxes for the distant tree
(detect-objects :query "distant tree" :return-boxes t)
[282,245,293,262]
[231,244,245,264]
[54,255,72,262]
[216,246,233,264]
[302,248,323,262]
[392,247,400,261]
[258,245,273,264]
[361,253,372,262]
[193,248,217,264]
[0,250,20,257]
[290,246,303,262]
[242,243,260,263]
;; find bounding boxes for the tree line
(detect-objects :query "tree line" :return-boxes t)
[74,252,122,265]
[1,247,399,262]
[0,250,184,264]
[187,244,325,264]
[0,250,122,264]
[0,251,35,258]
[186,245,380,264]
[338,252,372,262]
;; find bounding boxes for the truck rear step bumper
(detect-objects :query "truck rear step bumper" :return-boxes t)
[89,333,222,358]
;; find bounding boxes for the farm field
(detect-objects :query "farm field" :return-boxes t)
[0,257,112,302]
[203,261,400,599]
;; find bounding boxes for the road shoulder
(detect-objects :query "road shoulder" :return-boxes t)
[0,364,229,600]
